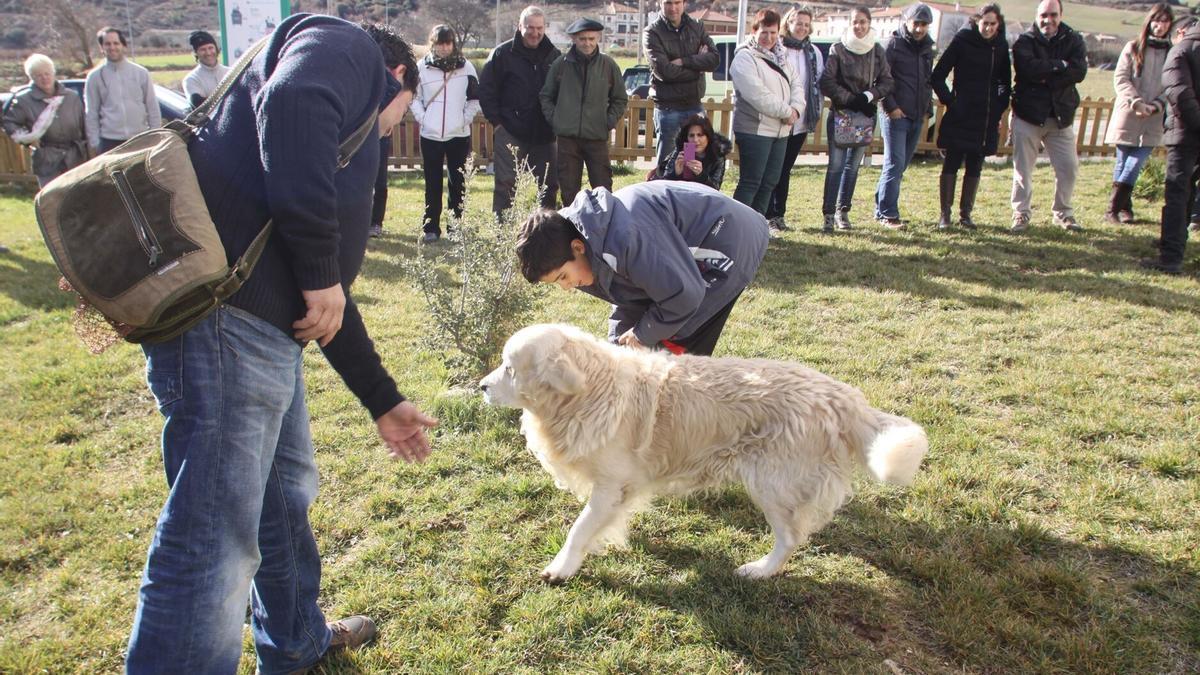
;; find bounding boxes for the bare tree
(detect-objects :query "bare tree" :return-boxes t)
[43,0,102,75]
[423,0,489,46]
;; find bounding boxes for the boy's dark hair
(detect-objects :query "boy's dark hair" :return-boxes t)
[516,209,581,283]
[361,22,419,92]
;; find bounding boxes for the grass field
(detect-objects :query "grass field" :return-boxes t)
[1,159,1198,674]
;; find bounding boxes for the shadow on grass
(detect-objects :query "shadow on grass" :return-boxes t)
[760,228,1200,315]
[604,489,1199,672]
[0,249,74,314]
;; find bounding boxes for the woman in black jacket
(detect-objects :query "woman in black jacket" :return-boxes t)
[931,3,1011,229]
[659,114,732,190]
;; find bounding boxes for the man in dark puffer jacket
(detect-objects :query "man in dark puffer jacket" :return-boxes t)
[1141,20,1200,275]
[1009,0,1087,233]
[643,0,718,172]
[479,6,562,213]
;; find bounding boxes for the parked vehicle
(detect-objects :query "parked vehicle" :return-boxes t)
[708,34,838,100]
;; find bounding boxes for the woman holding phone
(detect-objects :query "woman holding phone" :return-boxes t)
[659,114,732,190]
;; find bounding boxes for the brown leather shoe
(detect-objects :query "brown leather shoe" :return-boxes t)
[326,615,378,654]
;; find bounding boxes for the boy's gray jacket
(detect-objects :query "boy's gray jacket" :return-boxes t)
[561,181,768,345]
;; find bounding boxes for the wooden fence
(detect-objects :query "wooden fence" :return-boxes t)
[0,95,1120,182]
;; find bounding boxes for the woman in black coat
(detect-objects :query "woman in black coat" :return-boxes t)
[659,113,733,190]
[931,3,1011,229]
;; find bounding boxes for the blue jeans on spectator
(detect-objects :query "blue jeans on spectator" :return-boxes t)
[874,115,922,219]
[822,114,869,215]
[733,132,788,215]
[654,106,704,172]
[127,306,331,675]
[1113,144,1154,186]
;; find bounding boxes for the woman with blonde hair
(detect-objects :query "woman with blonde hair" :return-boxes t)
[1103,2,1174,223]
[764,5,824,231]
[2,53,87,187]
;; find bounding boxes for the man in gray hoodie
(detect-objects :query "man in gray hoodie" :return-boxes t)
[516,181,768,355]
[84,27,160,152]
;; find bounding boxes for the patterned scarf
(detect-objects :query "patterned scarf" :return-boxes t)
[784,36,820,131]
[426,51,466,72]
[744,36,787,67]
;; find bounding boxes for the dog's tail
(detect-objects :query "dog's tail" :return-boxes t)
[862,411,927,487]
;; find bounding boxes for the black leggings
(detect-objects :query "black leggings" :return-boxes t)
[942,149,984,178]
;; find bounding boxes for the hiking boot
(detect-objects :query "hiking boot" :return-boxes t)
[768,216,790,231]
[822,213,835,233]
[1010,212,1030,233]
[1139,257,1182,275]
[835,210,853,230]
[1116,182,1135,223]
[1054,214,1082,232]
[878,216,905,230]
[1104,182,1122,223]
[959,175,980,229]
[1189,220,1200,235]
[938,173,956,230]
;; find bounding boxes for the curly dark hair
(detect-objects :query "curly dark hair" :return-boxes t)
[360,22,419,92]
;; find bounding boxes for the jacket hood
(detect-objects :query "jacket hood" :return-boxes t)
[672,123,732,156]
[895,24,934,51]
[560,188,620,294]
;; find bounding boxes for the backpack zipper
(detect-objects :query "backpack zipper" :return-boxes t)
[111,168,162,268]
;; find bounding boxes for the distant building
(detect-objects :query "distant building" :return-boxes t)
[693,6,740,37]
[815,2,985,50]
[601,2,649,49]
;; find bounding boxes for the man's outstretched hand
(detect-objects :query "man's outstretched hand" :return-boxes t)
[376,401,438,463]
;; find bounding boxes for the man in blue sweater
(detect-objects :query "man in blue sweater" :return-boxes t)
[126,16,434,675]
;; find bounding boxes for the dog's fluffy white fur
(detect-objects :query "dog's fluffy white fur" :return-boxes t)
[480,324,927,582]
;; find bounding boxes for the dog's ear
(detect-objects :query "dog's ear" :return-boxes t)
[536,352,585,396]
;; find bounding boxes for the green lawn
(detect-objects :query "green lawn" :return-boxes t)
[1,160,1197,673]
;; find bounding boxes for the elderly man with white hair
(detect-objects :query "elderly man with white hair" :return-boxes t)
[2,53,87,186]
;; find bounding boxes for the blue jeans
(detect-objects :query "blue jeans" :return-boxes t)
[822,114,868,215]
[874,115,922,219]
[733,132,788,215]
[127,306,330,675]
[654,106,704,172]
[1112,144,1154,186]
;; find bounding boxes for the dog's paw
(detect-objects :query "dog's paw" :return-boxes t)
[735,559,782,580]
[540,556,581,584]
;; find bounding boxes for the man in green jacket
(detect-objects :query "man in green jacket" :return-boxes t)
[540,18,628,205]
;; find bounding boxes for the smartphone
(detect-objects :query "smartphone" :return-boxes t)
[682,141,697,178]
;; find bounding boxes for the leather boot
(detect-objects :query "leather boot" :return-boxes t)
[938,173,956,230]
[959,175,980,229]
[1116,182,1135,223]
[1104,182,1122,223]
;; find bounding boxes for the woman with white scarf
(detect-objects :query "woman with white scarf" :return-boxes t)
[765,6,824,232]
[818,6,893,231]
[2,53,87,187]
[730,8,806,217]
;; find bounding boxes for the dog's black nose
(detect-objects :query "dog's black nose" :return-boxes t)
[480,384,489,392]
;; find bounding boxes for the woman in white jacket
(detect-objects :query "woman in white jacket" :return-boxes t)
[730,8,805,216]
[412,25,481,243]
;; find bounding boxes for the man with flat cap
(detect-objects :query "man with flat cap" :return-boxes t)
[182,30,231,107]
[540,17,627,205]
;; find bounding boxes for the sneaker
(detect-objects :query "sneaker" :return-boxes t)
[835,210,853,231]
[877,216,905,231]
[421,231,440,244]
[1010,213,1030,233]
[1189,221,1200,235]
[368,224,383,238]
[772,217,790,231]
[767,217,783,237]
[822,214,835,233]
[1139,258,1182,275]
[1054,214,1082,231]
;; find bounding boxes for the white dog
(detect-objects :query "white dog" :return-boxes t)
[479,324,927,582]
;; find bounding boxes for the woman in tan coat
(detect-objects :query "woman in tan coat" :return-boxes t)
[1,54,87,187]
[1103,3,1174,223]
